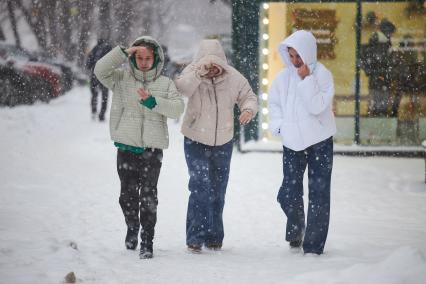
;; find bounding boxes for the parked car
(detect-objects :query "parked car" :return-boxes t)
[31,50,75,92]
[0,58,34,106]
[0,42,66,106]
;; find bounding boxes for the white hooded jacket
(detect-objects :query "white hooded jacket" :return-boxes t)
[268,30,336,151]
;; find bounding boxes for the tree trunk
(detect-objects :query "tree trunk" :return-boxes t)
[15,0,46,50]
[31,0,48,50]
[45,0,59,57]
[113,0,135,46]
[98,0,111,41]
[58,0,74,61]
[0,26,5,41]
[7,0,21,48]
[142,1,154,36]
[76,0,93,67]
[151,0,178,43]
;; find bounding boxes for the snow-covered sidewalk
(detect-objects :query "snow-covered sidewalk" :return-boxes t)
[0,87,425,284]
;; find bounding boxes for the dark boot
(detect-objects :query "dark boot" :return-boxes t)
[125,227,139,250]
[139,243,153,259]
[205,243,222,251]
[139,231,154,259]
[187,244,202,253]
[289,239,302,248]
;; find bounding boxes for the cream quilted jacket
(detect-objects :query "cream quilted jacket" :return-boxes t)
[175,39,258,146]
[94,36,184,149]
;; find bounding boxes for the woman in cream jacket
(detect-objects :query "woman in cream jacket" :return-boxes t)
[175,39,258,252]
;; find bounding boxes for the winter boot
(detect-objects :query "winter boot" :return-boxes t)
[187,244,202,253]
[289,228,305,249]
[139,244,153,259]
[125,227,139,250]
[289,239,302,248]
[139,232,154,259]
[205,243,222,251]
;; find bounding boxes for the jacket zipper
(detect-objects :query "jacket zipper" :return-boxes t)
[212,77,219,146]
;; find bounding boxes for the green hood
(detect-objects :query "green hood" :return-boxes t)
[128,36,164,82]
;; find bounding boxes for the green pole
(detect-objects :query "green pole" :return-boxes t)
[232,0,260,151]
[354,0,362,144]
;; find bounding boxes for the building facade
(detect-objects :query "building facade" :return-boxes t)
[232,0,425,153]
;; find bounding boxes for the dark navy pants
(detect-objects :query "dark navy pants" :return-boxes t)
[184,137,233,246]
[277,137,333,254]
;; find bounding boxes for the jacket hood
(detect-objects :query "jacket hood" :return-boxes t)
[129,36,164,82]
[279,30,317,72]
[193,39,228,67]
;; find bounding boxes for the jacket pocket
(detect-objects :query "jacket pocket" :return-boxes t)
[185,110,200,129]
[280,121,301,147]
[189,117,197,128]
[143,119,168,147]
[317,116,324,127]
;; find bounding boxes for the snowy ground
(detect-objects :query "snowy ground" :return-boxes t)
[0,87,425,284]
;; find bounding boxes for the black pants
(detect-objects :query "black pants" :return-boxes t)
[90,79,108,119]
[117,148,163,247]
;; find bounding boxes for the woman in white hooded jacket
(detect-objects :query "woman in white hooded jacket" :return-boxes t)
[268,30,336,255]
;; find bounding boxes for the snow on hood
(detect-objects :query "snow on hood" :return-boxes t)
[279,30,317,72]
[193,39,228,67]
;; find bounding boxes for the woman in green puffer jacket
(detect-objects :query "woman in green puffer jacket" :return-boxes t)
[94,35,184,259]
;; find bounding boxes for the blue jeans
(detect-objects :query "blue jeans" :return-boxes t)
[277,137,333,254]
[184,137,233,246]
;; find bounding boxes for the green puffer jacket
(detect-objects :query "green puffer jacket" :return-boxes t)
[94,36,184,149]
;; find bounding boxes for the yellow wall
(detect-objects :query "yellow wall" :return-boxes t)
[266,3,287,87]
[267,2,357,97]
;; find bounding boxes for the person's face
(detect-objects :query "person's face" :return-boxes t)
[135,47,154,71]
[288,47,304,68]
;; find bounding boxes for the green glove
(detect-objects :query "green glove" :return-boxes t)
[140,96,157,109]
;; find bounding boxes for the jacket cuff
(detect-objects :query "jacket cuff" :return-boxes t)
[242,108,254,115]
[140,96,157,109]
[120,46,128,57]
[107,46,129,64]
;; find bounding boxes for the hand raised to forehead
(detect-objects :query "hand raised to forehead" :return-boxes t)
[125,46,152,56]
